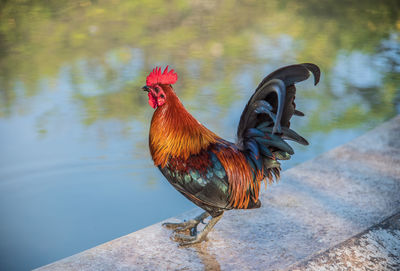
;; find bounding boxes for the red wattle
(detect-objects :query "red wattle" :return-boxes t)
[148,92,157,109]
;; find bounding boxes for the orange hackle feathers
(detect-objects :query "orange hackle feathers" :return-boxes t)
[149,85,219,168]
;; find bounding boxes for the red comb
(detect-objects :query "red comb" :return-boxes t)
[146,66,178,86]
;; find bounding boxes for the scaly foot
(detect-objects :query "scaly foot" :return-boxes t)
[172,212,223,246]
[162,212,209,234]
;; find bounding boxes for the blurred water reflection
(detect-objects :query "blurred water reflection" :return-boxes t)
[0,0,399,270]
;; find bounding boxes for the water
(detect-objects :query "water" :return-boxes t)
[0,1,399,270]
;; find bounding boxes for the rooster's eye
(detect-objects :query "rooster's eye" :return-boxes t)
[160,94,165,99]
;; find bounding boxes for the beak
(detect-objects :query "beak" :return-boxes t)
[142,86,150,92]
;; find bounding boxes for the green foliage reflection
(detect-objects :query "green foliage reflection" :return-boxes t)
[0,0,399,132]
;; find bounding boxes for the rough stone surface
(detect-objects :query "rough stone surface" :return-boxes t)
[36,116,400,271]
[290,213,400,271]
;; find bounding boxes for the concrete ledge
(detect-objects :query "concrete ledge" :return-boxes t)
[37,116,400,271]
[290,212,400,270]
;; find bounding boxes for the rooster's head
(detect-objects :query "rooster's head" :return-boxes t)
[142,66,178,109]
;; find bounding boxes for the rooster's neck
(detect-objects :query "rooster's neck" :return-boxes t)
[149,87,219,168]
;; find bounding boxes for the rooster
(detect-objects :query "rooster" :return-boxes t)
[143,64,320,245]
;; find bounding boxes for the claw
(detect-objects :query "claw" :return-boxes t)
[166,212,223,246]
[173,232,206,246]
[162,222,180,229]
[162,211,210,234]
[162,220,198,233]
[173,233,194,242]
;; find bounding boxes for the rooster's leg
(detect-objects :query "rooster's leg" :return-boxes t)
[173,212,223,246]
[162,211,209,233]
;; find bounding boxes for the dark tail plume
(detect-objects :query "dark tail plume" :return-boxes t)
[237,63,320,179]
